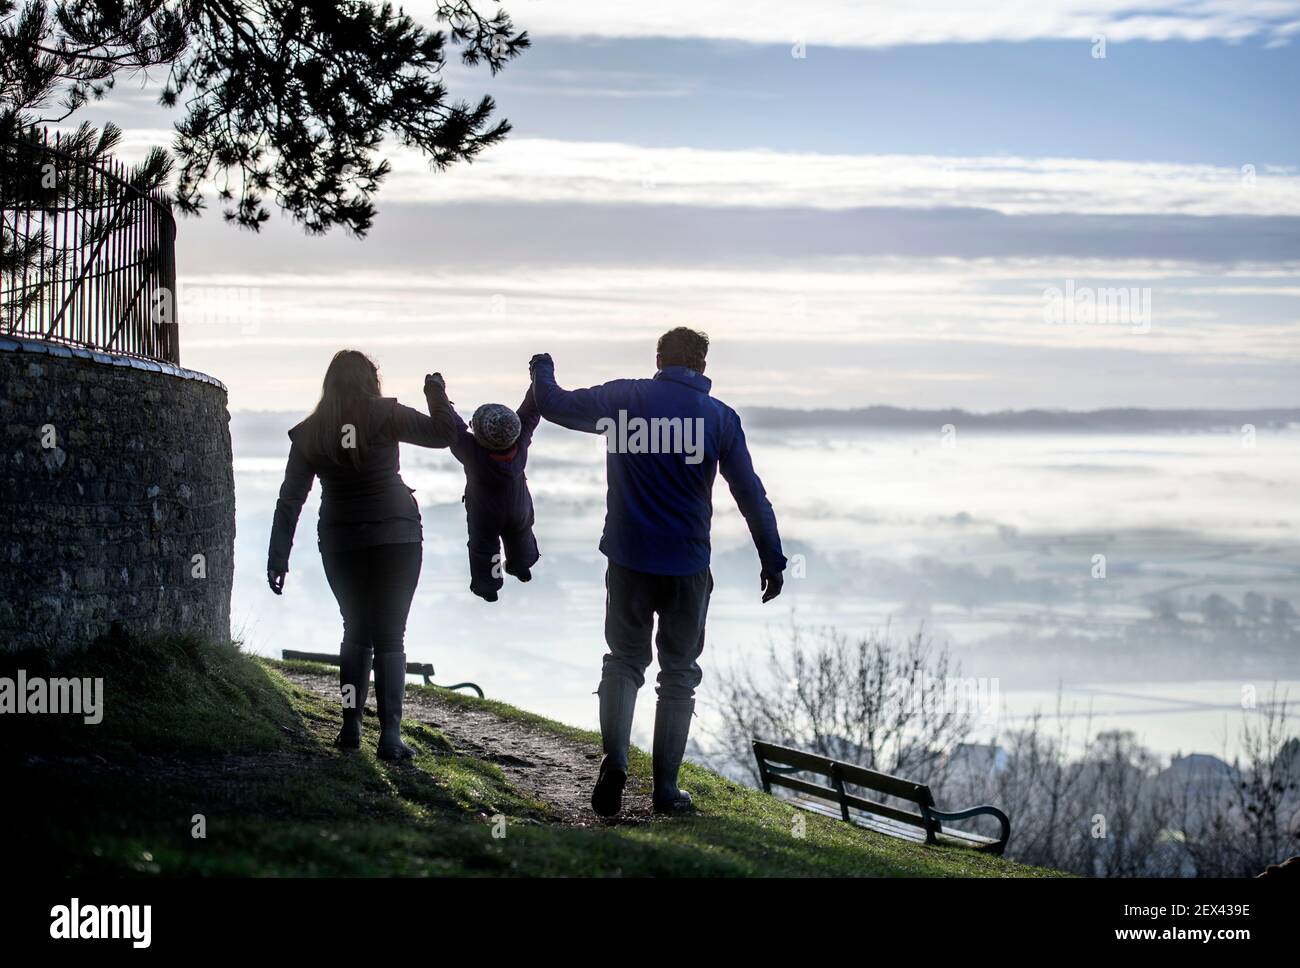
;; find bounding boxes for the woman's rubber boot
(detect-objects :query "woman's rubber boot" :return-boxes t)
[652,698,696,815]
[375,652,416,761]
[334,641,373,749]
[591,676,637,817]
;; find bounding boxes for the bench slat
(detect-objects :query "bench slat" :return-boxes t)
[935,828,998,846]
[754,740,933,804]
[791,795,930,839]
[767,773,931,829]
[281,650,344,665]
[281,650,434,676]
[788,794,998,845]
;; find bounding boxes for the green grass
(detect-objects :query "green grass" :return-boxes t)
[3,635,1066,877]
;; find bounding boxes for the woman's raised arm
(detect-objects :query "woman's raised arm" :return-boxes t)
[391,387,457,448]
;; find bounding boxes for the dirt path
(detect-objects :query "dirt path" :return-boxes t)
[281,669,655,827]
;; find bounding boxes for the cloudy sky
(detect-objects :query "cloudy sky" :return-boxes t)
[86,1,1300,413]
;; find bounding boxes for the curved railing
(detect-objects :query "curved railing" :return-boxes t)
[0,127,179,364]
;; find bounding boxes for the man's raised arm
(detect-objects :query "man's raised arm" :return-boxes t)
[529,352,629,434]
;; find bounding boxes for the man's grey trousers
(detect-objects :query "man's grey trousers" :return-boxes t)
[601,560,713,699]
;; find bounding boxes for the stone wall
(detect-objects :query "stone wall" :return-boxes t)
[0,337,234,652]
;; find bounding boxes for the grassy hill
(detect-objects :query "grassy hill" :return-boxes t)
[3,633,1064,877]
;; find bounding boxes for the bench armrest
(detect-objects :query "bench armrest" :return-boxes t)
[922,804,1011,854]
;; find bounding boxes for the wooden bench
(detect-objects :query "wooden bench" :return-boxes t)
[281,650,485,699]
[753,740,1011,854]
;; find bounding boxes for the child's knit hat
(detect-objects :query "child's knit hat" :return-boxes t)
[471,403,521,451]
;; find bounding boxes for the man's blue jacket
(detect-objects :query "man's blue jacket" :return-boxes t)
[530,356,786,578]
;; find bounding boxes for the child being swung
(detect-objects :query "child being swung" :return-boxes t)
[424,373,541,601]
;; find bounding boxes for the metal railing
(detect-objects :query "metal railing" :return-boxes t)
[0,127,179,364]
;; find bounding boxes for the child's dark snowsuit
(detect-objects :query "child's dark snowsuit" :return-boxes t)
[431,385,542,600]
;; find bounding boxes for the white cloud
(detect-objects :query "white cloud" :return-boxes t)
[103,126,1300,218]
[383,137,1300,217]
[176,257,1300,354]
[422,1,1300,47]
[173,255,1300,410]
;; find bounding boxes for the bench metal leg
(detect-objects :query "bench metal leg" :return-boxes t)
[829,765,851,823]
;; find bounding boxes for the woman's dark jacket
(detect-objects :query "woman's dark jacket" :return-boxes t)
[267,395,456,573]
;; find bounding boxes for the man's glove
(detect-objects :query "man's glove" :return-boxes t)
[528,353,553,378]
[425,372,445,390]
[761,570,784,603]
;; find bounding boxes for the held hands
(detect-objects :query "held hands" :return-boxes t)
[268,569,286,595]
[528,353,552,378]
[760,570,783,603]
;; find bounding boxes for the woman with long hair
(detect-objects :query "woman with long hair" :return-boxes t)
[267,350,456,759]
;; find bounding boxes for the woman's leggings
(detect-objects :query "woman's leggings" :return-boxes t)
[321,542,423,654]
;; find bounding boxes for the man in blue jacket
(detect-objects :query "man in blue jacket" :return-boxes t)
[529,327,786,817]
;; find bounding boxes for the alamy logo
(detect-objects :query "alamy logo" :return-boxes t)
[50,899,151,948]
[595,410,705,465]
[1043,280,1152,334]
[892,675,1002,726]
[0,671,103,724]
